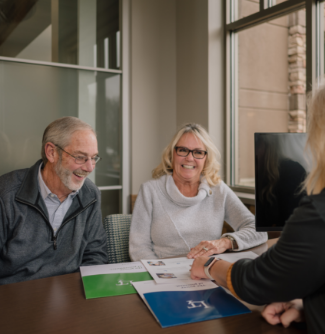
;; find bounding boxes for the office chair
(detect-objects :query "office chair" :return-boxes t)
[104,214,132,263]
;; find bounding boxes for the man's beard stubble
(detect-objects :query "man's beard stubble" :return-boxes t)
[54,157,89,191]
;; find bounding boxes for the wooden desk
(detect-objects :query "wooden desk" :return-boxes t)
[0,240,306,334]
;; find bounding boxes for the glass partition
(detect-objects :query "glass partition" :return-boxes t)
[0,0,120,69]
[101,189,121,218]
[0,60,121,187]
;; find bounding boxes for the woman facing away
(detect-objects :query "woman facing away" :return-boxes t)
[190,87,325,334]
[129,123,267,261]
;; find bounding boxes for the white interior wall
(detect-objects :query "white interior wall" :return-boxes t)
[130,0,224,194]
[131,0,177,194]
[176,0,208,128]
[176,0,224,177]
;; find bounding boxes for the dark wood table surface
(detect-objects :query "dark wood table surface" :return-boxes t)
[0,239,307,334]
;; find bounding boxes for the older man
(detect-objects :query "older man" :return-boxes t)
[0,117,108,285]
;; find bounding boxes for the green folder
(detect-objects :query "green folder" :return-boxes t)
[82,271,153,299]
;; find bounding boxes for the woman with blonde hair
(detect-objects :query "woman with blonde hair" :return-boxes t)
[190,88,325,334]
[129,123,267,261]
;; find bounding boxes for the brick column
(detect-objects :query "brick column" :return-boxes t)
[288,10,306,133]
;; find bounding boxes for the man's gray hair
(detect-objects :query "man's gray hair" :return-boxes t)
[41,117,96,164]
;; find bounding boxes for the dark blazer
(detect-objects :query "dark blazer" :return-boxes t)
[231,190,325,334]
[0,160,108,285]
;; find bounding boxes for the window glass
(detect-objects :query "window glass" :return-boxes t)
[323,2,325,75]
[95,74,121,187]
[272,0,289,6]
[234,8,306,187]
[234,0,259,21]
[101,189,121,218]
[0,61,121,188]
[0,0,120,69]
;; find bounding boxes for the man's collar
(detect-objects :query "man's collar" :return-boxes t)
[15,160,97,224]
[16,160,90,207]
[38,162,51,200]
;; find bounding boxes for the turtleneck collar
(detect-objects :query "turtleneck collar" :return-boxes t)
[164,174,212,207]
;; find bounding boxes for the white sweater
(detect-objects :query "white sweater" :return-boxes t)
[129,175,267,261]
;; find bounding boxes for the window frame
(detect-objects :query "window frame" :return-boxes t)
[224,0,322,202]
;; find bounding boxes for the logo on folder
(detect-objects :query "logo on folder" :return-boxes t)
[186,300,210,309]
[116,279,133,286]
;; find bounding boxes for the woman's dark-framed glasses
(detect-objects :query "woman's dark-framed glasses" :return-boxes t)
[175,146,207,159]
[55,145,101,165]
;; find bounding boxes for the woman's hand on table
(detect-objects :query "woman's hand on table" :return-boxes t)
[262,300,304,328]
[187,238,232,259]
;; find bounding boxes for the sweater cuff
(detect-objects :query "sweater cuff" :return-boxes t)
[226,263,241,300]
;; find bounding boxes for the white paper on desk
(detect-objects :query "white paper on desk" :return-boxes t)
[141,257,196,284]
[141,252,258,284]
[80,262,146,277]
[215,251,258,263]
[132,280,218,300]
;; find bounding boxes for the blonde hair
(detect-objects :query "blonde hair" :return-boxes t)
[152,123,221,187]
[304,86,325,195]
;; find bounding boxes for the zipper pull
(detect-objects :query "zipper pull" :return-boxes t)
[53,236,57,250]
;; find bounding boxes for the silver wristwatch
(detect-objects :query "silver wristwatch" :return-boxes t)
[223,235,238,251]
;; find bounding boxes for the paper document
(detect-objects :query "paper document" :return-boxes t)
[141,251,258,284]
[132,280,251,328]
[133,279,218,299]
[80,262,153,299]
[141,257,195,284]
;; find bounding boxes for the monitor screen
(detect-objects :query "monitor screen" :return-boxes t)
[255,133,311,232]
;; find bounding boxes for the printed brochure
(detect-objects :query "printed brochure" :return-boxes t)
[132,280,251,328]
[80,262,153,299]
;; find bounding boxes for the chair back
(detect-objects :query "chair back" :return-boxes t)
[104,214,132,263]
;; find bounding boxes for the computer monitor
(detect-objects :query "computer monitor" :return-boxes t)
[255,133,311,232]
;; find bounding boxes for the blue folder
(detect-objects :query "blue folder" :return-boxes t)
[144,286,251,328]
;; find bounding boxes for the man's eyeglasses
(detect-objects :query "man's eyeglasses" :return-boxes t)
[55,145,101,165]
[175,146,207,159]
